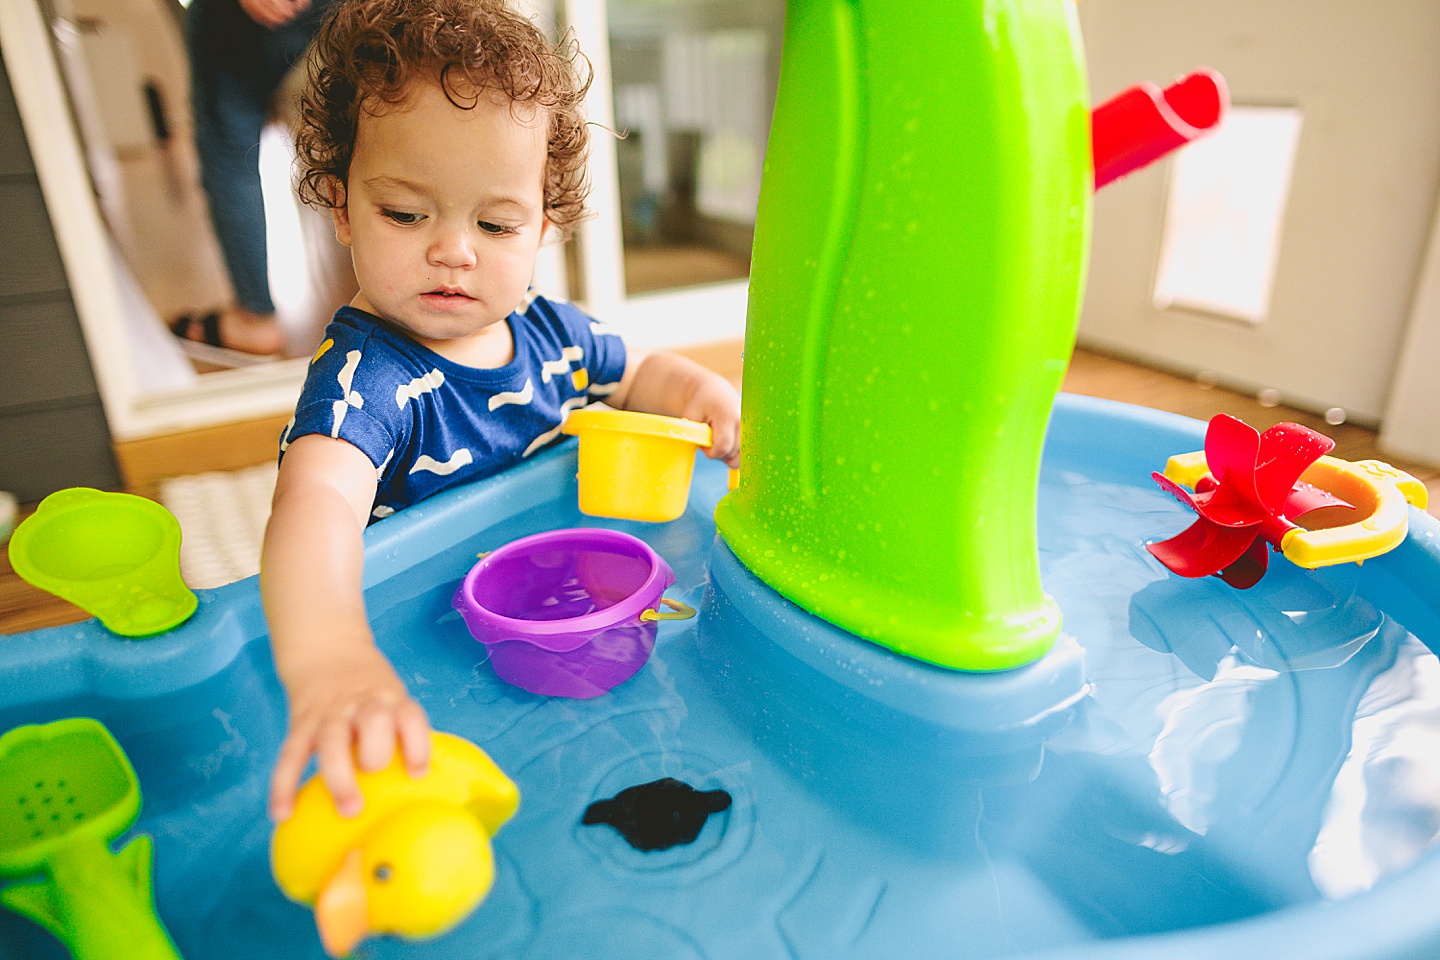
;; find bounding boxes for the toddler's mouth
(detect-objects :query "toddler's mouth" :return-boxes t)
[421,287,476,306]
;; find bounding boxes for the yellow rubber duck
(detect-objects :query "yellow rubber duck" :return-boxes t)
[270,731,520,957]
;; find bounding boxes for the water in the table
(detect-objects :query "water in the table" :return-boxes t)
[3,458,1439,959]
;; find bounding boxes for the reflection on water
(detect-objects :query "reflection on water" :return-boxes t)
[1310,642,1440,897]
[1147,653,1279,837]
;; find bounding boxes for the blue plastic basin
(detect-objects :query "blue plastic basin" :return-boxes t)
[2,393,1438,960]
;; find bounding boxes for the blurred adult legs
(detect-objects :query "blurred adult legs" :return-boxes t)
[184,0,333,355]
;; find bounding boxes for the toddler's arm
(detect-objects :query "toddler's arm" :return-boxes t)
[261,434,431,821]
[610,352,742,467]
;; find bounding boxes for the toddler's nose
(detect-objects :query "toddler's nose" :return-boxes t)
[427,225,478,269]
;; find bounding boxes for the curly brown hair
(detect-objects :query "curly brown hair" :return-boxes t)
[294,0,592,237]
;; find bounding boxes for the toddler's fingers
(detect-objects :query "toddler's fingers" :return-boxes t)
[706,423,740,466]
[396,699,433,778]
[353,701,398,773]
[269,726,317,822]
[702,433,727,461]
[316,719,364,818]
[723,434,741,465]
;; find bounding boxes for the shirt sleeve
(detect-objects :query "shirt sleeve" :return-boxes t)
[279,326,407,470]
[544,297,628,400]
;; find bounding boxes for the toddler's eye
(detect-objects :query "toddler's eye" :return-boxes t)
[478,221,513,236]
[383,209,422,225]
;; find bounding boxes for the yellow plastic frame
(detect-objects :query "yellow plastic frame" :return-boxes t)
[1161,451,1429,569]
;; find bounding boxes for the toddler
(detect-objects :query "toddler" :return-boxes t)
[262,0,742,821]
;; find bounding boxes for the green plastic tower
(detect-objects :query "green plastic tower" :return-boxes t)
[714,0,1091,670]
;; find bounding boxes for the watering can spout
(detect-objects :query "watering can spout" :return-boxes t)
[1092,68,1229,190]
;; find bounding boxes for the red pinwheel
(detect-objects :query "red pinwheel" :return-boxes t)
[1147,415,1353,589]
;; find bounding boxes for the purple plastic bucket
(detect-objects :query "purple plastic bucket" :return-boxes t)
[453,529,682,698]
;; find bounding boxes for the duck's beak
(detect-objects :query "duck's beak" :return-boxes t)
[315,848,370,958]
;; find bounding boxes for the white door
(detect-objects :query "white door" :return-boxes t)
[563,0,784,350]
[1077,0,1440,426]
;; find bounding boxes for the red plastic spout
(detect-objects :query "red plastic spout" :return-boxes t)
[1092,68,1228,190]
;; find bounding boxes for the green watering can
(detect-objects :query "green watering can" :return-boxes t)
[0,717,183,960]
[8,488,196,637]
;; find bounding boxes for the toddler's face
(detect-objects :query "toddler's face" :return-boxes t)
[333,78,549,353]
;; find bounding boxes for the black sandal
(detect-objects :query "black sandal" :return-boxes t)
[169,310,224,347]
[168,310,278,367]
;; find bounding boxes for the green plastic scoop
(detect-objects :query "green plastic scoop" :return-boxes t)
[0,717,183,960]
[8,488,196,637]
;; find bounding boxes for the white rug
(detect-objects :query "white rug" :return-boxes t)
[159,464,277,589]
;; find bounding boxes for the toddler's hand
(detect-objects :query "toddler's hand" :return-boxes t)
[683,376,742,468]
[269,642,431,822]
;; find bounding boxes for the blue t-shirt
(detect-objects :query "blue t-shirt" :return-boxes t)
[281,295,627,520]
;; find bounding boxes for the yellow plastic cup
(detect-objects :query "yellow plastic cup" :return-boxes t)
[8,488,197,637]
[562,410,712,522]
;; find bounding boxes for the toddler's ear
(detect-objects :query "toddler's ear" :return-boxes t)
[332,206,352,247]
[539,217,551,242]
[328,178,353,246]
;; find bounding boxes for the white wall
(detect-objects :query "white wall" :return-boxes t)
[1381,193,1440,466]
[1077,0,1440,432]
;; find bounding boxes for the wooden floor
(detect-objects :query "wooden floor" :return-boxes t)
[1062,349,1440,474]
[4,345,1437,636]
